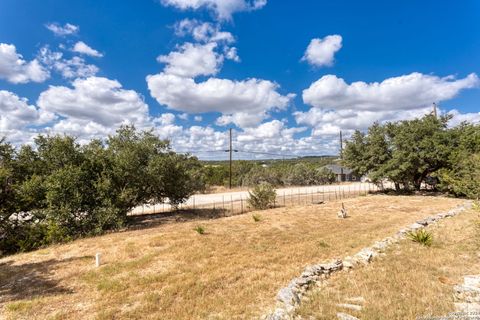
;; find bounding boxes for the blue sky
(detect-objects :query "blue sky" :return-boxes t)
[1,0,479,159]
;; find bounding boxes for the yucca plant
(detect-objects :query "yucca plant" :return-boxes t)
[194,225,205,235]
[407,229,433,247]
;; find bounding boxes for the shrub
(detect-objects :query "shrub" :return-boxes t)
[407,229,433,246]
[318,240,330,248]
[247,183,277,210]
[194,225,205,235]
[284,163,336,186]
[252,214,262,222]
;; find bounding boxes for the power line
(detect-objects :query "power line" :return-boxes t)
[175,147,337,160]
[236,150,299,158]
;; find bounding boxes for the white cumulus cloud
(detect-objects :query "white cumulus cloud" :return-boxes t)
[72,41,103,57]
[174,19,235,43]
[157,42,223,78]
[146,72,294,127]
[216,112,267,128]
[0,90,55,144]
[45,22,79,36]
[38,46,99,79]
[302,35,343,67]
[303,73,479,111]
[0,43,50,84]
[446,109,480,126]
[161,0,267,20]
[38,77,149,128]
[296,72,479,141]
[295,107,436,137]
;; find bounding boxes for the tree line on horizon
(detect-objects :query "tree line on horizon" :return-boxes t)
[203,159,337,188]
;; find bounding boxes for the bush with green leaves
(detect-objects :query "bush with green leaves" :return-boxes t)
[407,229,433,247]
[247,183,277,210]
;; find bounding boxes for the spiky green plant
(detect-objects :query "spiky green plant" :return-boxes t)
[407,229,433,246]
[194,225,205,235]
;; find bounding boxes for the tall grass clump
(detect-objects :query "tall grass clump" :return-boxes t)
[252,214,262,222]
[194,225,205,235]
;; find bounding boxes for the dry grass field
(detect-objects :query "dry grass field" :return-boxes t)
[297,204,480,320]
[0,195,465,319]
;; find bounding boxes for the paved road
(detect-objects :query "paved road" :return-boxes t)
[131,182,382,214]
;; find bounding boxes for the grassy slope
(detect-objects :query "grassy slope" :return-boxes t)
[298,205,480,320]
[0,195,464,319]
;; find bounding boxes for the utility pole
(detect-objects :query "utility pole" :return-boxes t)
[433,102,438,118]
[340,130,344,182]
[229,128,233,189]
[225,128,238,189]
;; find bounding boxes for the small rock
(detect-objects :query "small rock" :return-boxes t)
[354,248,376,264]
[263,308,289,320]
[372,240,388,251]
[415,219,429,226]
[408,223,424,230]
[336,312,360,320]
[455,302,480,312]
[295,276,314,287]
[277,285,300,306]
[345,296,365,304]
[336,303,362,311]
[464,275,480,288]
[343,258,355,269]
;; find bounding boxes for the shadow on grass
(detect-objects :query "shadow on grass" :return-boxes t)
[373,189,458,198]
[0,256,92,304]
[127,208,230,230]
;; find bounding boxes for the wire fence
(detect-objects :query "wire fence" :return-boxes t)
[130,183,381,217]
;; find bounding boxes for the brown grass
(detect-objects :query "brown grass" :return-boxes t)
[297,205,480,320]
[0,195,464,319]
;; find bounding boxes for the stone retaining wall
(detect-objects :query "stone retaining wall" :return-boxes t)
[262,201,472,320]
